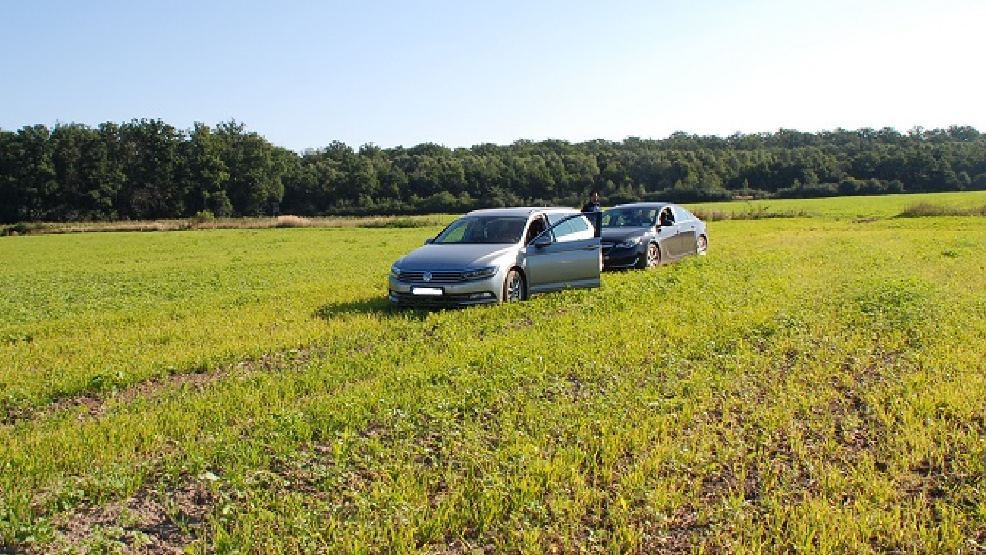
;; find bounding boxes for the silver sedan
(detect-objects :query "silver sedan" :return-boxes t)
[389,207,601,307]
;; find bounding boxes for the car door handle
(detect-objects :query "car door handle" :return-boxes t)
[580,246,597,251]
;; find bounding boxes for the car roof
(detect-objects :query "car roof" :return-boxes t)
[465,206,579,218]
[608,202,671,210]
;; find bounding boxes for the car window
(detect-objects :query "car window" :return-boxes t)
[602,208,657,228]
[433,216,527,244]
[672,205,692,222]
[544,212,569,227]
[552,214,594,242]
[524,216,548,244]
[658,207,675,226]
[441,223,466,242]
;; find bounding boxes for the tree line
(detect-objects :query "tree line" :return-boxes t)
[1,120,985,223]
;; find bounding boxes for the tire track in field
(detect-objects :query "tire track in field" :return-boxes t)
[1,348,319,426]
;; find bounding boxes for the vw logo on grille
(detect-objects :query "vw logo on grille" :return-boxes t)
[422,271,432,282]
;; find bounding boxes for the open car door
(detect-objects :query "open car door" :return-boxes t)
[524,213,602,294]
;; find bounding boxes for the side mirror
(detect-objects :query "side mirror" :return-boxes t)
[424,237,434,245]
[533,235,552,248]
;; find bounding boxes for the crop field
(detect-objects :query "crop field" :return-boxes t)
[685,190,986,220]
[1,192,985,553]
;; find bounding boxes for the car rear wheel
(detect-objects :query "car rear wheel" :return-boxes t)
[637,242,660,269]
[503,269,526,302]
[696,234,708,255]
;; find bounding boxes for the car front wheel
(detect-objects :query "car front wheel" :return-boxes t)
[502,269,526,302]
[696,234,708,255]
[637,242,660,269]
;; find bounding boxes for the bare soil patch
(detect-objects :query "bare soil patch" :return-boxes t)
[39,480,215,554]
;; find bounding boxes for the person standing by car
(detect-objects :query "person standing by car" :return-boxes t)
[581,191,602,213]
[581,190,603,235]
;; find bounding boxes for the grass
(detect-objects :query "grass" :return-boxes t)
[1,192,985,553]
[0,214,448,236]
[685,190,986,220]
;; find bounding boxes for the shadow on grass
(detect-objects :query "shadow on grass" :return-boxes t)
[313,296,438,321]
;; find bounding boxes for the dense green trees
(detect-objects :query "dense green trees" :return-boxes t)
[1,121,984,223]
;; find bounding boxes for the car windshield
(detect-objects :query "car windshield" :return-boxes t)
[602,208,658,228]
[433,216,528,244]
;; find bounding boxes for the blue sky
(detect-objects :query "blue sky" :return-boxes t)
[2,0,983,150]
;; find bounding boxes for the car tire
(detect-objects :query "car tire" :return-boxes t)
[696,234,708,255]
[637,242,660,269]
[502,269,526,302]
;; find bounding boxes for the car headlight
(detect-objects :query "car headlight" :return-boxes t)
[616,237,642,248]
[462,266,498,280]
[390,265,402,277]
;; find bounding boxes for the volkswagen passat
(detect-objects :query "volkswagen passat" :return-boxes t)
[601,202,707,269]
[389,207,601,307]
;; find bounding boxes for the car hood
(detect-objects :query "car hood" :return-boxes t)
[601,227,651,242]
[395,243,517,270]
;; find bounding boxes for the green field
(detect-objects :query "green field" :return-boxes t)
[683,190,986,220]
[2,193,985,553]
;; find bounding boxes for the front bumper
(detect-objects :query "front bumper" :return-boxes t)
[602,244,645,269]
[388,275,501,307]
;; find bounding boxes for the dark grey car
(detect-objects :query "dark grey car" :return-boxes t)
[601,203,708,269]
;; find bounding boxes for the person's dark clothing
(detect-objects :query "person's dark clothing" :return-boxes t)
[581,202,601,213]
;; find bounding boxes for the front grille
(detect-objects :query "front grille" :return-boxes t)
[398,270,464,283]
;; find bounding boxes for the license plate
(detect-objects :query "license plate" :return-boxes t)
[411,287,443,296]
